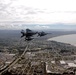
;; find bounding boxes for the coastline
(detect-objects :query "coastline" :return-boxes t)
[47,34,76,46]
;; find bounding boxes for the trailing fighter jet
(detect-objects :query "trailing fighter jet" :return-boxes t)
[38,31,47,37]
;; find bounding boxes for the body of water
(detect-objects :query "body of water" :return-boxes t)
[48,34,76,46]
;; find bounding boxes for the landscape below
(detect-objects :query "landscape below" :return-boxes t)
[0,30,76,75]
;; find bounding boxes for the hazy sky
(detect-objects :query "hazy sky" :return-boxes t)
[0,0,76,29]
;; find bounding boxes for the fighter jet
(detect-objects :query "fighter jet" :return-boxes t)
[21,29,37,41]
[38,31,47,37]
[21,29,37,38]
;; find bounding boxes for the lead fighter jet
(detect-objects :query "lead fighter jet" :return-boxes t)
[21,29,37,41]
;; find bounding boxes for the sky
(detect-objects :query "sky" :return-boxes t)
[0,0,76,29]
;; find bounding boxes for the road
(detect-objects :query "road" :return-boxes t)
[0,44,28,75]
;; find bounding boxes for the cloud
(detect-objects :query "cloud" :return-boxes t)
[0,22,51,30]
[32,25,50,30]
[0,0,76,24]
[1,22,76,30]
[0,0,45,22]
